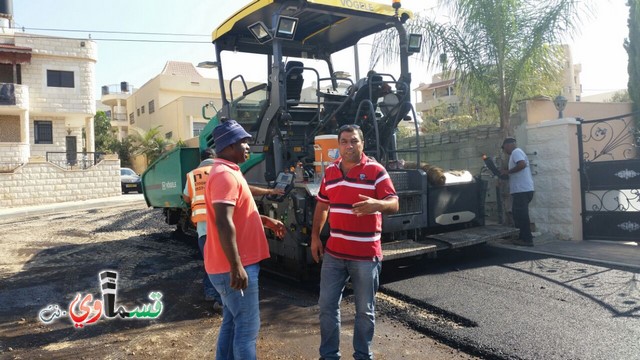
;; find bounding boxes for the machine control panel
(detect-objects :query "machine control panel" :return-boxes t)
[266,172,294,201]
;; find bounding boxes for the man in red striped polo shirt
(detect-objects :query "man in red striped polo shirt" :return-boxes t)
[311,124,399,360]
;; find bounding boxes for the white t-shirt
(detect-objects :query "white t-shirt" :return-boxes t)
[508,148,534,194]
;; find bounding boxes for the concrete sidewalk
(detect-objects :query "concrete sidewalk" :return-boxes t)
[0,194,146,221]
[1,195,637,271]
[492,233,640,271]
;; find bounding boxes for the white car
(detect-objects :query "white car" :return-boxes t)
[120,167,142,194]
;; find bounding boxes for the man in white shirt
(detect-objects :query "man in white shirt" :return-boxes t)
[500,137,534,246]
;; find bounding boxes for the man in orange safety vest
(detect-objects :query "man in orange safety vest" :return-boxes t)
[183,148,222,307]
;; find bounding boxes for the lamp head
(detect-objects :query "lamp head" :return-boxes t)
[553,95,568,118]
[275,16,298,40]
[248,21,272,44]
[408,34,422,54]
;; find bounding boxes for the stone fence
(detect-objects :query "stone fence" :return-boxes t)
[398,125,505,174]
[526,118,581,240]
[0,154,121,208]
[397,125,509,222]
[397,99,634,241]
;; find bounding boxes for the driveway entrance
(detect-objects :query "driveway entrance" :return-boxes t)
[577,113,640,241]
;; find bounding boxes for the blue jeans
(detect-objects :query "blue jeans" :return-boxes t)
[198,235,222,303]
[208,263,261,360]
[318,253,381,360]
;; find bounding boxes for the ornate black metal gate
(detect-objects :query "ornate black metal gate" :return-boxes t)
[577,113,640,241]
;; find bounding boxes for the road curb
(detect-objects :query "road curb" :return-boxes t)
[0,195,146,222]
[490,242,640,271]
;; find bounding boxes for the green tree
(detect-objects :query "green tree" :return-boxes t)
[129,126,173,165]
[606,90,631,103]
[94,110,117,153]
[625,0,640,131]
[395,124,414,139]
[114,137,135,168]
[371,0,590,134]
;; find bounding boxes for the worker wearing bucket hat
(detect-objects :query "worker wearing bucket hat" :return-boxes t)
[204,119,286,359]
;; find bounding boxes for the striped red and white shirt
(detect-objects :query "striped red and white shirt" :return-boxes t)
[317,154,397,261]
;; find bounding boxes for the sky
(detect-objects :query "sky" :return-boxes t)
[12,0,630,100]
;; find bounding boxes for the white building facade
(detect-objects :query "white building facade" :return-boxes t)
[0,31,97,168]
[0,27,121,208]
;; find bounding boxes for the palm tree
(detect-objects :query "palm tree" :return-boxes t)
[129,126,173,165]
[371,0,591,134]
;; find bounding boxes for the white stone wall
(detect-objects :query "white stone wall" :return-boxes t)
[0,143,29,170]
[0,32,98,188]
[526,118,582,240]
[16,33,97,116]
[14,83,29,110]
[398,119,584,239]
[28,117,68,157]
[0,155,121,208]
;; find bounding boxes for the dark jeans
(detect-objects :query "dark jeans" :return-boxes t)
[198,235,221,303]
[512,191,534,242]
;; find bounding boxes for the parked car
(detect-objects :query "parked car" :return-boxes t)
[120,167,142,194]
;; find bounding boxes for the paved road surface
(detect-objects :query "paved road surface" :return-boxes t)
[380,245,640,360]
[0,203,479,360]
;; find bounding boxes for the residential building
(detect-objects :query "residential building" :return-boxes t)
[128,61,214,141]
[100,82,133,141]
[0,26,97,168]
[413,74,458,120]
[560,45,582,102]
[102,60,261,146]
[0,4,121,209]
[581,90,627,103]
[413,45,582,121]
[95,99,111,117]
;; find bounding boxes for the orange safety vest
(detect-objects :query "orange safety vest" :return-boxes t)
[186,165,212,224]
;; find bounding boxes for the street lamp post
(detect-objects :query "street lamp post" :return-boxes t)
[553,95,568,119]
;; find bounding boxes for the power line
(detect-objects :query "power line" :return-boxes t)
[20,27,209,37]
[13,33,211,44]
[85,38,210,44]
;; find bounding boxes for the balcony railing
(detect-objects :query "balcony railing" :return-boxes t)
[45,151,106,170]
[0,83,29,109]
[0,83,16,105]
[416,95,460,112]
[101,83,133,95]
[111,113,128,122]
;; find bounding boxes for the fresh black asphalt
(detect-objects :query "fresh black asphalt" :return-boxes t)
[380,244,640,360]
